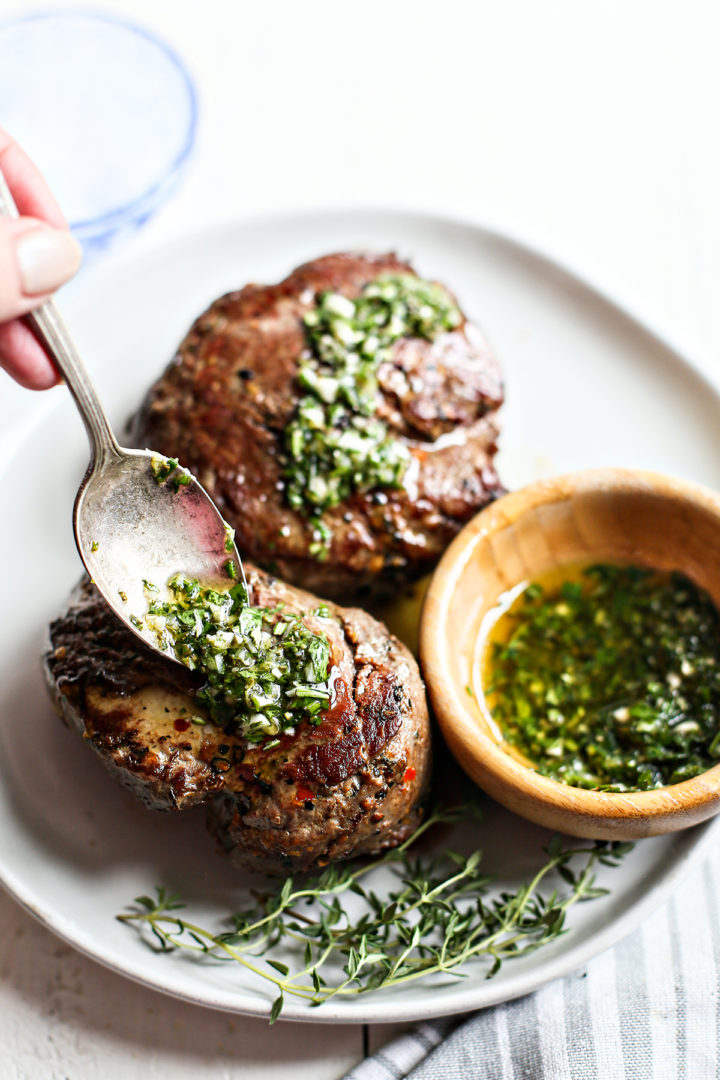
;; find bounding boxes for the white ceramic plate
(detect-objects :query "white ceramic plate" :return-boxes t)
[2,210,720,1024]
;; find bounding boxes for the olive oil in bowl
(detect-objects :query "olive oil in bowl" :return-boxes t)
[479,564,720,793]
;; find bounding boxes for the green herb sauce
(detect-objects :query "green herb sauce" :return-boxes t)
[138,577,332,743]
[484,564,720,792]
[284,274,462,556]
[150,455,191,491]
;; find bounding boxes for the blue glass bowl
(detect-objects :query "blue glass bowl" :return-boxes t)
[0,10,198,255]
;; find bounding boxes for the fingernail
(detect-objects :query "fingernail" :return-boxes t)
[16,228,83,296]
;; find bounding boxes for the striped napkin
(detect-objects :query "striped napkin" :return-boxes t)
[342,842,720,1079]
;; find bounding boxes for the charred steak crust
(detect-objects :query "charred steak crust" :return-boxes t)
[129,252,504,599]
[44,569,431,874]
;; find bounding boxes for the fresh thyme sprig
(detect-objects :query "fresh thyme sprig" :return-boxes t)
[118,803,632,1022]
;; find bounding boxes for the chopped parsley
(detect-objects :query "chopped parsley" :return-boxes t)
[150,455,192,491]
[139,576,332,744]
[284,273,462,555]
[485,564,720,792]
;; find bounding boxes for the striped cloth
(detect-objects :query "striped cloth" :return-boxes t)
[342,844,720,1079]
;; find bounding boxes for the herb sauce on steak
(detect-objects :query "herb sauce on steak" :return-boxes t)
[130,252,504,600]
[44,567,431,874]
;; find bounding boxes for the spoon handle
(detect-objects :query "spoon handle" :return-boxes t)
[0,169,121,464]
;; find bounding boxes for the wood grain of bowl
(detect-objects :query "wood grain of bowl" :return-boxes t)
[419,468,720,840]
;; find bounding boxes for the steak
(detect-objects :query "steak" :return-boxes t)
[130,252,504,600]
[44,567,430,874]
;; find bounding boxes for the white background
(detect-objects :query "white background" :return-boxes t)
[1,1,719,1076]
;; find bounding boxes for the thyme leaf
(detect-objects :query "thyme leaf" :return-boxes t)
[118,801,632,1022]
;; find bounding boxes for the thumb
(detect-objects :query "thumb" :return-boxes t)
[0,217,82,321]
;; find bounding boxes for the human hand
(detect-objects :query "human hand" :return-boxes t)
[0,128,82,390]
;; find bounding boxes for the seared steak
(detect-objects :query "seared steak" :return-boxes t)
[44,568,430,874]
[130,252,504,600]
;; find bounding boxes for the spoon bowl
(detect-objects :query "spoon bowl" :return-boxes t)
[76,448,240,653]
[420,468,720,840]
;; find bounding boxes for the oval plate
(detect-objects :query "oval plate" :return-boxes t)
[1,209,720,1023]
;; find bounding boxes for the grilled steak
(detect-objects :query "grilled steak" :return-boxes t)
[44,568,430,874]
[130,252,504,600]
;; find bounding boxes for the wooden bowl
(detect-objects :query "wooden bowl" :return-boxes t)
[419,468,720,839]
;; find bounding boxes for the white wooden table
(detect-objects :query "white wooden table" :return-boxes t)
[1,1,719,1076]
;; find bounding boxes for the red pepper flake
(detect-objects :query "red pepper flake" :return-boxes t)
[403,767,416,783]
[295,784,314,804]
[174,718,190,732]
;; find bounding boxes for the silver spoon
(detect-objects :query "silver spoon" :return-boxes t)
[0,171,246,662]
